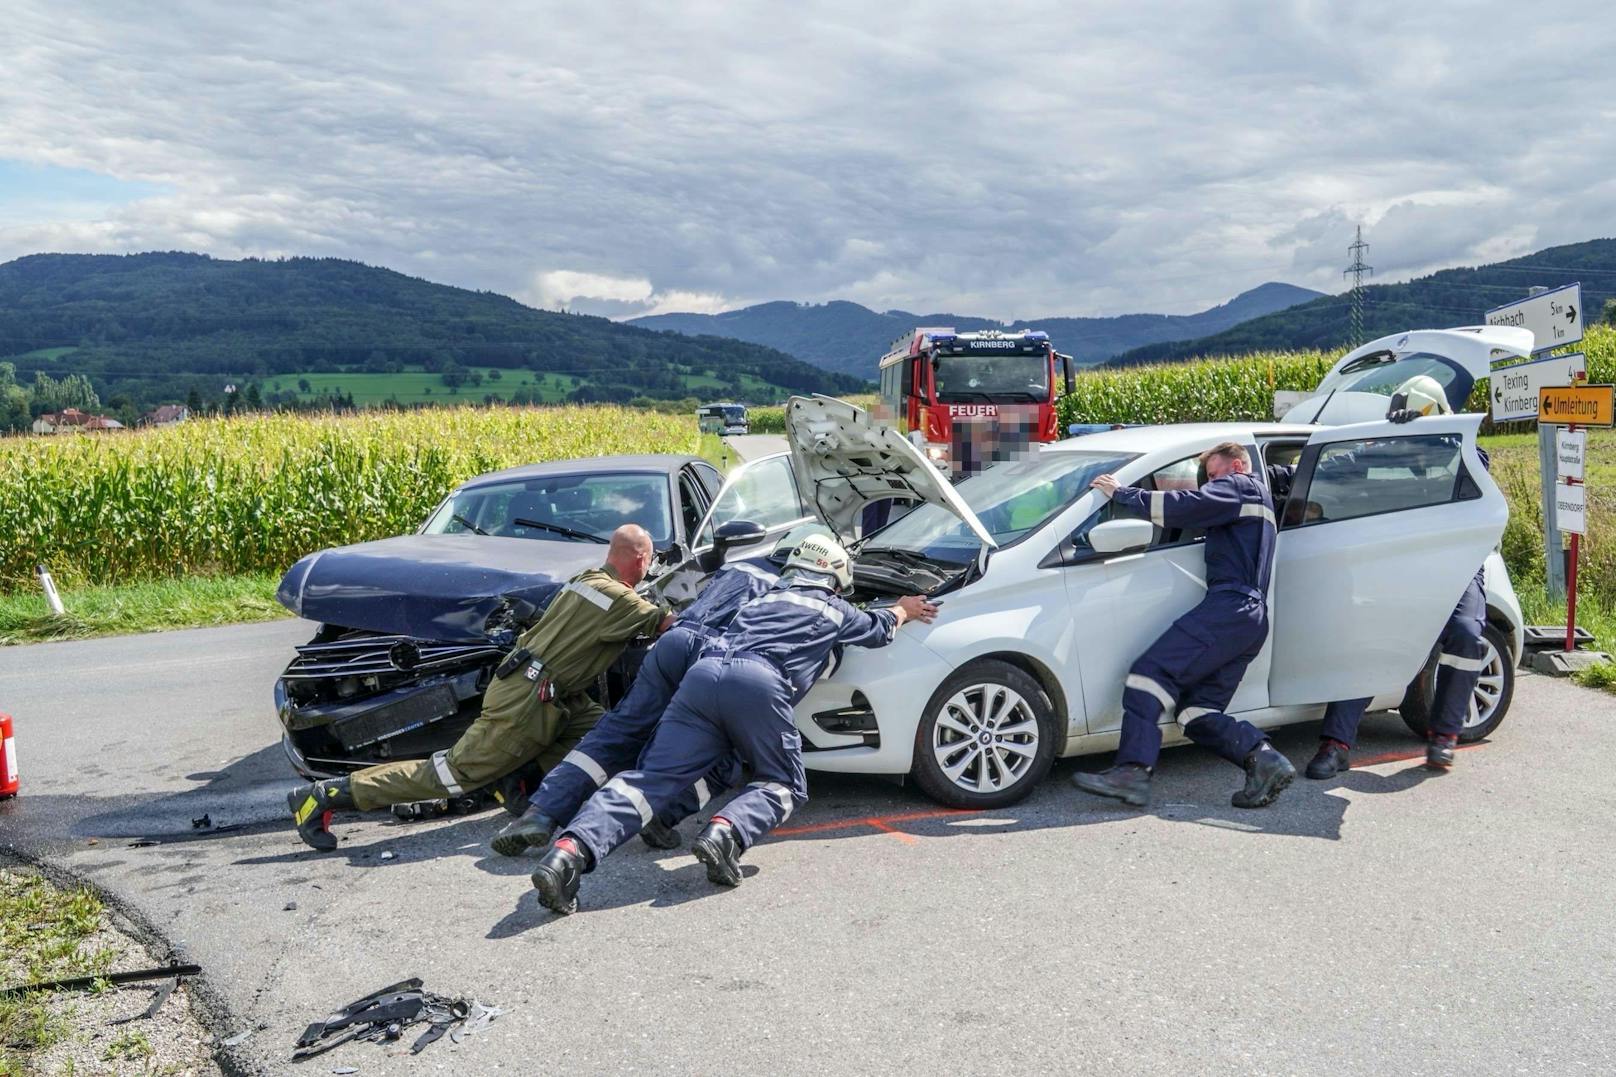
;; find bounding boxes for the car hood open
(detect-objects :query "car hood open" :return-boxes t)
[784,395,997,549]
[276,534,605,642]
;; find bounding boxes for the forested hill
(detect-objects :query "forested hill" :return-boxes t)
[627,282,1323,378]
[1110,238,1616,365]
[0,252,867,405]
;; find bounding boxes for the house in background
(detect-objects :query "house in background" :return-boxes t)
[31,408,126,434]
[143,404,190,427]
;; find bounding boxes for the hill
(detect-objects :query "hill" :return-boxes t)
[0,252,866,410]
[1110,238,1616,365]
[627,282,1323,378]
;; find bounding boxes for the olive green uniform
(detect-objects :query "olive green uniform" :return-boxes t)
[349,566,669,811]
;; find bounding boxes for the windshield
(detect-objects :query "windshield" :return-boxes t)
[932,351,1050,403]
[1336,352,1472,408]
[424,471,673,545]
[862,449,1139,562]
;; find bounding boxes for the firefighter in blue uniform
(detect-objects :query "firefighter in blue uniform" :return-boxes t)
[489,547,788,857]
[1304,375,1489,777]
[529,534,938,914]
[1073,441,1296,809]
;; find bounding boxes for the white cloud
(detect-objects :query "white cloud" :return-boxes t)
[0,0,1611,321]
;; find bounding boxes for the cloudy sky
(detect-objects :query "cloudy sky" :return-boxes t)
[3,1,1612,319]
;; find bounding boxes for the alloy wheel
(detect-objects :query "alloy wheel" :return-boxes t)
[931,683,1041,794]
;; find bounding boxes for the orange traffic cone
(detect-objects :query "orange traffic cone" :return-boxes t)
[0,713,18,798]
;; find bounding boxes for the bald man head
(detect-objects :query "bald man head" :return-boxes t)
[605,523,655,586]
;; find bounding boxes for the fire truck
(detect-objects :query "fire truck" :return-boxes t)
[876,327,1074,477]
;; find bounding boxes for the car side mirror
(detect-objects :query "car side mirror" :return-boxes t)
[700,519,767,572]
[1088,518,1154,555]
[1058,352,1075,395]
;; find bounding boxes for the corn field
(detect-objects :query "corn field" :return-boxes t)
[0,405,699,592]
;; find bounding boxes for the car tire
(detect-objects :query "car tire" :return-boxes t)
[911,660,1058,809]
[1398,623,1514,742]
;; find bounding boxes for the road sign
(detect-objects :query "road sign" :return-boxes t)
[1556,483,1587,535]
[1540,384,1615,427]
[1557,428,1586,481]
[1486,282,1583,352]
[1490,352,1586,422]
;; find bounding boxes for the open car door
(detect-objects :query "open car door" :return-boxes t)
[1268,413,1506,706]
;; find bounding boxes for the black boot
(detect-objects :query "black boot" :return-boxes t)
[491,806,559,857]
[491,761,545,817]
[1071,764,1152,808]
[1305,739,1351,780]
[531,840,588,915]
[287,778,355,851]
[1426,735,1457,769]
[640,817,682,850]
[1232,743,1295,808]
[691,820,743,887]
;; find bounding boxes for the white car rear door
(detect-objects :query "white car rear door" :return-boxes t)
[1268,413,1505,706]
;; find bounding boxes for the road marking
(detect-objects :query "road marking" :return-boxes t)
[773,807,981,843]
[1351,743,1484,768]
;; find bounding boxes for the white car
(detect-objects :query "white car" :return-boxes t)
[684,325,1529,808]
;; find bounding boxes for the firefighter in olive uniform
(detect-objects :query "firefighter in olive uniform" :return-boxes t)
[287,524,673,851]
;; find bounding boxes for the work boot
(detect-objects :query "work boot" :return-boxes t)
[1426,734,1458,770]
[640,817,682,850]
[691,820,744,887]
[287,778,355,852]
[491,762,545,817]
[1305,739,1351,780]
[1071,764,1152,808]
[491,806,559,857]
[1232,743,1295,808]
[531,838,588,915]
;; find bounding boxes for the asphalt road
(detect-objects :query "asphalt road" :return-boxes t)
[723,432,786,462]
[4,620,1614,1075]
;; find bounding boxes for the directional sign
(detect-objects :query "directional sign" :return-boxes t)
[1539,383,1615,427]
[1557,428,1586,481]
[1556,483,1587,535]
[1489,352,1586,422]
[1486,282,1583,352]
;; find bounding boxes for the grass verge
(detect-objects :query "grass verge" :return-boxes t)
[0,870,118,1071]
[0,573,286,646]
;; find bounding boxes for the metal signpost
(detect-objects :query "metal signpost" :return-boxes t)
[1487,284,1585,604]
[1539,383,1612,651]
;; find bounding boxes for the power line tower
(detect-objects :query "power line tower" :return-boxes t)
[1343,225,1373,348]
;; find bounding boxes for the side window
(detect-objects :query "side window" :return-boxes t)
[1071,453,1208,556]
[698,456,809,546]
[692,462,722,498]
[1285,433,1471,528]
[676,471,707,540]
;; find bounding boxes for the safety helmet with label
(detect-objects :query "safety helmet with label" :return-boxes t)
[772,523,835,560]
[1391,374,1452,416]
[785,533,854,592]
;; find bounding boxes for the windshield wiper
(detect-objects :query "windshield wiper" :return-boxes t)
[452,513,489,536]
[513,517,610,543]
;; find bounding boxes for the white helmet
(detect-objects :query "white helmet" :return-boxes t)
[772,523,834,560]
[1391,374,1452,417]
[785,532,854,592]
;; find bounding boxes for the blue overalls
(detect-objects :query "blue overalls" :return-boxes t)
[1318,448,1491,746]
[1109,471,1276,769]
[562,573,899,865]
[528,557,780,828]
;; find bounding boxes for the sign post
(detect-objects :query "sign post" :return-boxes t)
[1488,283,1585,606]
[1540,383,1612,651]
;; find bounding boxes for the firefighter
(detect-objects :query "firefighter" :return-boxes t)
[1304,375,1487,777]
[490,538,801,857]
[1073,441,1295,809]
[287,524,674,852]
[529,534,938,914]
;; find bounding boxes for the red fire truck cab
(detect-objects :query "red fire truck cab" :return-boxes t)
[876,327,1074,477]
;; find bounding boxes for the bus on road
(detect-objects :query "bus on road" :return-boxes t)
[697,402,750,437]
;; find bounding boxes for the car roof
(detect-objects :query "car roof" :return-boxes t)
[459,454,704,490]
[1047,422,1320,456]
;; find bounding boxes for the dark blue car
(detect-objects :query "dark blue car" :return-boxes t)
[274,454,725,779]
